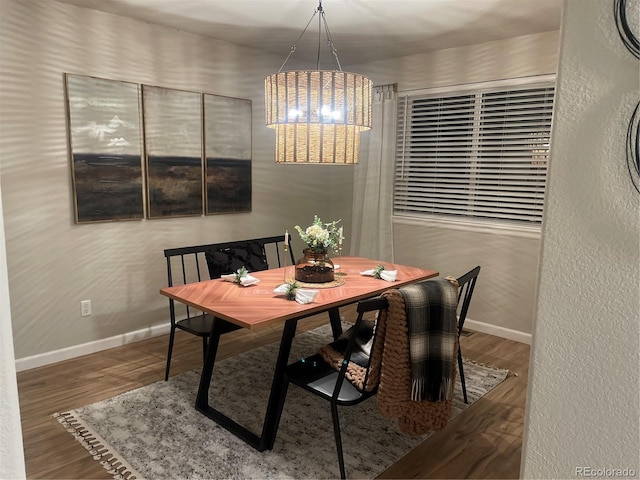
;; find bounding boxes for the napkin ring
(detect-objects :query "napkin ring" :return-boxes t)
[373,264,385,279]
[283,280,300,300]
[233,266,249,284]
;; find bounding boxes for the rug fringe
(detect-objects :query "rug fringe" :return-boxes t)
[462,357,513,377]
[54,411,145,480]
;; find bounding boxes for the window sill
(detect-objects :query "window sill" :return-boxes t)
[392,214,542,240]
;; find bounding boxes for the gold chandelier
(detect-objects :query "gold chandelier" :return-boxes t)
[264,1,372,164]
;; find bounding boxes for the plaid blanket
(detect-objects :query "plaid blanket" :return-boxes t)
[398,279,458,402]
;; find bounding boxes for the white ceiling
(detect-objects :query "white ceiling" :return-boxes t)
[56,0,563,66]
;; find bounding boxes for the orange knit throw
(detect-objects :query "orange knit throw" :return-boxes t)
[374,281,459,436]
[317,345,374,392]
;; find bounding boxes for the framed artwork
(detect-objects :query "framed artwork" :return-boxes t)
[143,85,203,218]
[204,94,252,214]
[65,74,144,223]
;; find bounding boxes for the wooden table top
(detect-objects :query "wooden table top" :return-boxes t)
[160,256,438,329]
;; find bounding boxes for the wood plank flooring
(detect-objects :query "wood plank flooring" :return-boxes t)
[17,307,530,479]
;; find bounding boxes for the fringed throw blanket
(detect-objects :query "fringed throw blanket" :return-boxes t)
[403,279,458,402]
[376,278,459,436]
[316,277,460,436]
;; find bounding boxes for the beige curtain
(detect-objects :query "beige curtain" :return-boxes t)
[350,84,397,262]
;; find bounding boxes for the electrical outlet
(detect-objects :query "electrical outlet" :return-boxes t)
[80,300,91,317]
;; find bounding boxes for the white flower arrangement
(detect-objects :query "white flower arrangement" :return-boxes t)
[295,215,341,254]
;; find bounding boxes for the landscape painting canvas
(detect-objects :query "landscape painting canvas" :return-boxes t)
[65,74,144,223]
[143,86,203,218]
[204,94,251,214]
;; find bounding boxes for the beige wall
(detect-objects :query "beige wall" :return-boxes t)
[522,0,640,476]
[0,0,353,361]
[356,30,560,90]
[1,0,560,365]
[393,221,541,337]
[354,31,561,339]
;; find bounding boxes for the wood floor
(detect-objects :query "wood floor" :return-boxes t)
[17,306,530,479]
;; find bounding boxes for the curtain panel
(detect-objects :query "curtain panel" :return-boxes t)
[350,84,397,262]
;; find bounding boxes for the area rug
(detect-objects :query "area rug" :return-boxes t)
[55,324,509,480]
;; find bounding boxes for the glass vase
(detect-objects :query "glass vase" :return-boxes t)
[295,248,335,283]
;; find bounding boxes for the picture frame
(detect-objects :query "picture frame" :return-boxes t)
[65,74,144,223]
[143,85,204,218]
[204,94,252,214]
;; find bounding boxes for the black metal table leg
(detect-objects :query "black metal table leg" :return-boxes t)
[195,318,223,410]
[195,317,264,449]
[194,316,300,452]
[262,318,299,450]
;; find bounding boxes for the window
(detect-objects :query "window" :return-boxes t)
[394,79,555,226]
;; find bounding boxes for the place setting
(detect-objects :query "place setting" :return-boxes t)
[273,216,347,304]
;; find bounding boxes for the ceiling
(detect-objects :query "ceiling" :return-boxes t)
[56,0,563,66]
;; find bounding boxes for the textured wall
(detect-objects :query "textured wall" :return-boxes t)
[354,31,561,337]
[522,0,640,477]
[394,221,541,336]
[0,180,25,479]
[0,0,353,360]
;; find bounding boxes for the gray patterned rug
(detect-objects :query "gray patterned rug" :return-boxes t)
[55,324,509,480]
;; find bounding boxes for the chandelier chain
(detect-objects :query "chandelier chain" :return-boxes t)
[320,7,342,71]
[278,0,342,73]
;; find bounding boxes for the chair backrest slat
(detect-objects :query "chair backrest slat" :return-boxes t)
[195,253,202,282]
[456,266,480,333]
[180,255,188,284]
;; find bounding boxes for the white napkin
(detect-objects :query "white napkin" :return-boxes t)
[220,273,260,286]
[359,268,398,282]
[273,284,319,304]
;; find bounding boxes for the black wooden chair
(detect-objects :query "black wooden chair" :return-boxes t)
[163,235,295,381]
[455,265,481,403]
[276,296,388,479]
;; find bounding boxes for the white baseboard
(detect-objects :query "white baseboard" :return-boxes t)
[15,323,172,372]
[464,318,532,344]
[15,317,531,372]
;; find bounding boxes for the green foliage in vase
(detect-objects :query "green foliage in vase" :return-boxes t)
[294,215,341,254]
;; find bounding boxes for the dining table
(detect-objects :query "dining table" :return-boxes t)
[159,255,438,452]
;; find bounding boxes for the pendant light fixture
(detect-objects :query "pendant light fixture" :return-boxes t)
[264,0,372,164]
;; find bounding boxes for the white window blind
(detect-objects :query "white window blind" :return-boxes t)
[394,82,555,225]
